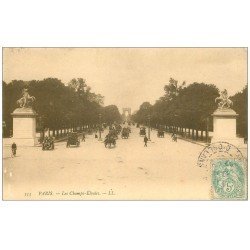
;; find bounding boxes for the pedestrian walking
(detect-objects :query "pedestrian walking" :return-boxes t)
[144,135,148,147]
[11,142,17,157]
[82,133,86,142]
[171,132,177,142]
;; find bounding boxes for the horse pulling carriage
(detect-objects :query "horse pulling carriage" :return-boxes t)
[127,126,131,133]
[171,133,177,142]
[66,132,80,147]
[115,124,122,135]
[104,134,116,148]
[108,128,118,139]
[121,128,130,139]
[42,136,54,150]
[157,130,165,138]
[139,127,146,136]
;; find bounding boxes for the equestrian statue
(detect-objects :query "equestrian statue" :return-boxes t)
[215,89,233,109]
[17,88,36,108]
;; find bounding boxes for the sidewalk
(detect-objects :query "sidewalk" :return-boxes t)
[2,132,84,147]
[177,136,208,147]
[2,136,65,147]
[165,131,247,149]
[151,128,208,147]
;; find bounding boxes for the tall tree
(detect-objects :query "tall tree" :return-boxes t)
[230,85,247,137]
[134,80,220,137]
[163,78,186,101]
[102,105,122,125]
[132,102,152,125]
[2,77,106,136]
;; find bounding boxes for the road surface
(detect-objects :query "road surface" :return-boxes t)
[3,126,212,200]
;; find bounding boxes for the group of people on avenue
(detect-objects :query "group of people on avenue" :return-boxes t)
[9,124,178,156]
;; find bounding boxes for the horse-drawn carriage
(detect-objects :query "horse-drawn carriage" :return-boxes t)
[121,128,129,139]
[157,130,165,138]
[139,127,146,136]
[104,134,116,148]
[108,128,118,139]
[42,136,54,150]
[115,124,122,134]
[66,132,80,147]
[171,133,177,142]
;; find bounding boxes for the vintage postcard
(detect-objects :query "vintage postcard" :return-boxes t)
[2,48,248,200]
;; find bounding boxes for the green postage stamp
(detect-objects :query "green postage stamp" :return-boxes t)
[211,158,247,200]
[198,141,247,200]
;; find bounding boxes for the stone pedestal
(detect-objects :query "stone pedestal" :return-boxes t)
[211,108,243,146]
[11,108,38,146]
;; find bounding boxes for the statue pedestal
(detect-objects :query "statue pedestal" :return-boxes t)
[211,108,243,146]
[11,108,38,146]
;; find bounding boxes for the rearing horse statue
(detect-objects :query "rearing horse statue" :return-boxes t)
[17,88,36,108]
[215,89,233,109]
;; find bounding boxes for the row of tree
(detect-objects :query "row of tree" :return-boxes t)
[132,78,247,139]
[2,78,122,137]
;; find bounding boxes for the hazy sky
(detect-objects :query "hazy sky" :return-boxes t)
[3,48,247,112]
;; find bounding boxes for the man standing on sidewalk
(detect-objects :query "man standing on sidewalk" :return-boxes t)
[11,142,17,157]
[82,132,86,142]
[144,135,148,147]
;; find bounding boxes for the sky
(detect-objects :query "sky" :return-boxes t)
[3,48,247,112]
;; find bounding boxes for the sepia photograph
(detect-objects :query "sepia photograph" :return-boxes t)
[1,1,250,250]
[2,47,248,200]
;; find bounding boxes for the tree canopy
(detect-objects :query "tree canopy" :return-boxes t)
[133,77,247,138]
[230,86,247,137]
[133,78,220,131]
[2,78,120,136]
[102,105,122,125]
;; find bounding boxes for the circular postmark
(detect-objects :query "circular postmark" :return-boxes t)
[197,141,245,168]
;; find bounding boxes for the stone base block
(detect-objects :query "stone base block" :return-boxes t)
[11,107,38,147]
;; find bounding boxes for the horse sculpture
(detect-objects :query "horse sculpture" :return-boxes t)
[215,89,233,109]
[17,88,36,108]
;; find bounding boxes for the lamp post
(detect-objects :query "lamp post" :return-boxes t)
[98,113,102,141]
[147,114,151,141]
